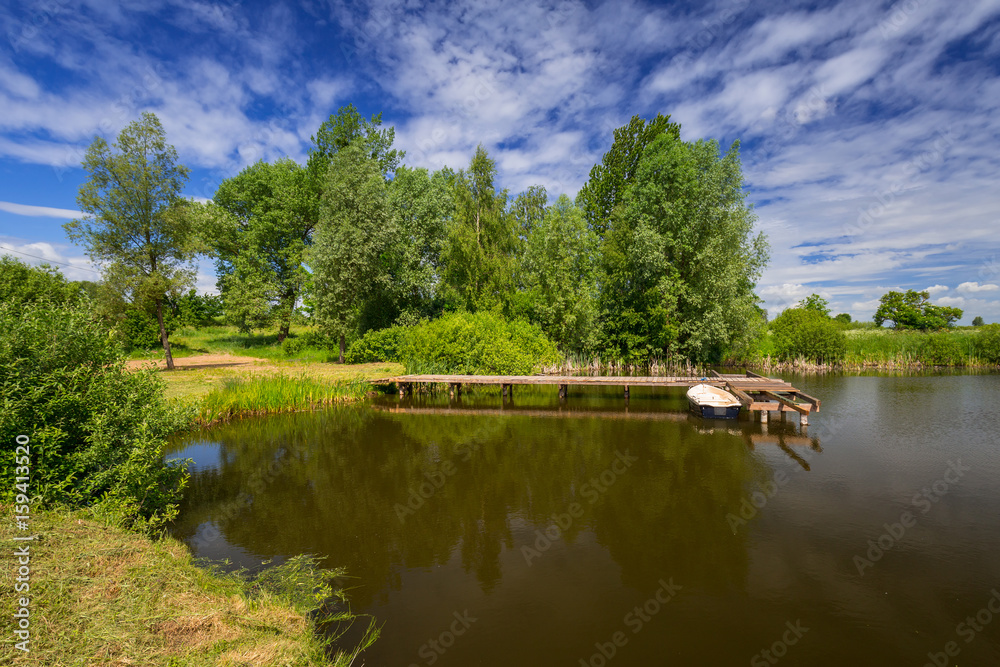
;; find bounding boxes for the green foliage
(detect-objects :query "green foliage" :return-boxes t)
[874,289,963,329]
[442,145,519,314]
[0,256,86,306]
[310,142,396,360]
[119,307,177,350]
[210,158,314,338]
[345,326,405,363]
[599,131,768,363]
[972,316,985,327]
[280,329,337,356]
[770,308,847,362]
[198,374,369,423]
[399,311,561,375]
[521,195,600,353]
[170,289,223,327]
[975,323,1000,364]
[914,332,968,365]
[798,294,831,317]
[358,165,453,331]
[577,113,681,236]
[834,312,852,324]
[64,111,196,369]
[0,299,192,532]
[308,104,403,180]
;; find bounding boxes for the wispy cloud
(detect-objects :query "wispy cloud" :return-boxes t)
[0,201,80,218]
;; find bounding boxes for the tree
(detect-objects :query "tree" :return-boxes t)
[210,158,313,340]
[972,316,985,327]
[442,145,519,313]
[360,165,454,330]
[521,195,600,352]
[309,143,394,362]
[511,185,548,236]
[798,294,831,317]
[873,290,962,329]
[599,132,768,362]
[0,256,86,307]
[65,112,194,370]
[308,104,403,182]
[577,113,681,236]
[834,313,852,324]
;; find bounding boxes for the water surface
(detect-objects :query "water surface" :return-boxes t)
[168,374,1000,666]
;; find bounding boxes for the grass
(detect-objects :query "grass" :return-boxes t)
[737,326,996,370]
[197,374,371,425]
[0,507,377,666]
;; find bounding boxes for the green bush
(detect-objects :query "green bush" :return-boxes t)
[0,299,193,532]
[281,329,337,356]
[0,256,85,307]
[345,326,405,363]
[119,308,174,350]
[400,311,561,375]
[916,332,968,365]
[975,323,1000,364]
[770,308,847,363]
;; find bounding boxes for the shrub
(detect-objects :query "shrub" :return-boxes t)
[972,316,985,327]
[0,299,192,532]
[916,332,968,365]
[345,326,405,363]
[119,308,177,350]
[770,308,847,363]
[281,329,337,356]
[400,311,562,375]
[0,256,85,307]
[975,323,1000,364]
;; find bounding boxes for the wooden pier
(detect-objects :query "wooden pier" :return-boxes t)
[374,370,819,425]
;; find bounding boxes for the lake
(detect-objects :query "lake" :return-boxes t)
[167,373,1000,666]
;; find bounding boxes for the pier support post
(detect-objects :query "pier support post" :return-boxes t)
[502,383,512,400]
[559,384,567,401]
[780,409,787,423]
[759,409,768,424]
[800,413,809,428]
[624,385,630,401]
[450,383,461,399]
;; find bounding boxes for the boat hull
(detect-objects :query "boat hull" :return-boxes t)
[688,401,742,419]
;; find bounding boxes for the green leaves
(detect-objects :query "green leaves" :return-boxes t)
[770,308,847,363]
[873,289,963,329]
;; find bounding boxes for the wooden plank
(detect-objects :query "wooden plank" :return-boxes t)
[745,370,767,379]
[726,384,754,408]
[791,391,821,411]
[709,370,722,378]
[762,391,811,415]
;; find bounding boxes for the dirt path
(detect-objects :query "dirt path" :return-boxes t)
[125,353,268,371]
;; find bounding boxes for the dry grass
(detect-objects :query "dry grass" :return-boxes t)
[0,508,347,666]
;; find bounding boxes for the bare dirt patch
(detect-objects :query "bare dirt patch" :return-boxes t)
[126,354,267,371]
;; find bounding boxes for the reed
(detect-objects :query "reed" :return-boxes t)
[198,373,370,424]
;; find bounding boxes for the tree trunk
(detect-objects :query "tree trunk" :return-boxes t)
[339,333,346,364]
[156,297,174,370]
[277,319,290,343]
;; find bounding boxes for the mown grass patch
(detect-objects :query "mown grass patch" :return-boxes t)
[0,508,377,666]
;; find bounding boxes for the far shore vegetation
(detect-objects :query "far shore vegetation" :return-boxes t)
[3,108,998,663]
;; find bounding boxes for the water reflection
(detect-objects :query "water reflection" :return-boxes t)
[167,378,1000,665]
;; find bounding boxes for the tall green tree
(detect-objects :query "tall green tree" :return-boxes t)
[308,104,404,182]
[358,165,454,330]
[210,158,313,340]
[511,185,548,236]
[873,290,962,329]
[797,294,831,317]
[442,145,518,313]
[521,195,599,353]
[577,114,681,237]
[599,132,768,362]
[309,143,395,362]
[65,112,194,370]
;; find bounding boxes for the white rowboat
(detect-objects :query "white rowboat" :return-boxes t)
[686,383,742,419]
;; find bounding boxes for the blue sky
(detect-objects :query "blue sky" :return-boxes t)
[1,0,998,322]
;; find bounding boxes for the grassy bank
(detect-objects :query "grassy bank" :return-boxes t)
[197,374,372,425]
[0,508,375,666]
[737,326,999,371]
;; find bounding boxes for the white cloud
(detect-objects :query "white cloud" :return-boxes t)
[0,240,98,281]
[956,281,999,293]
[0,201,81,219]
[923,284,949,295]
